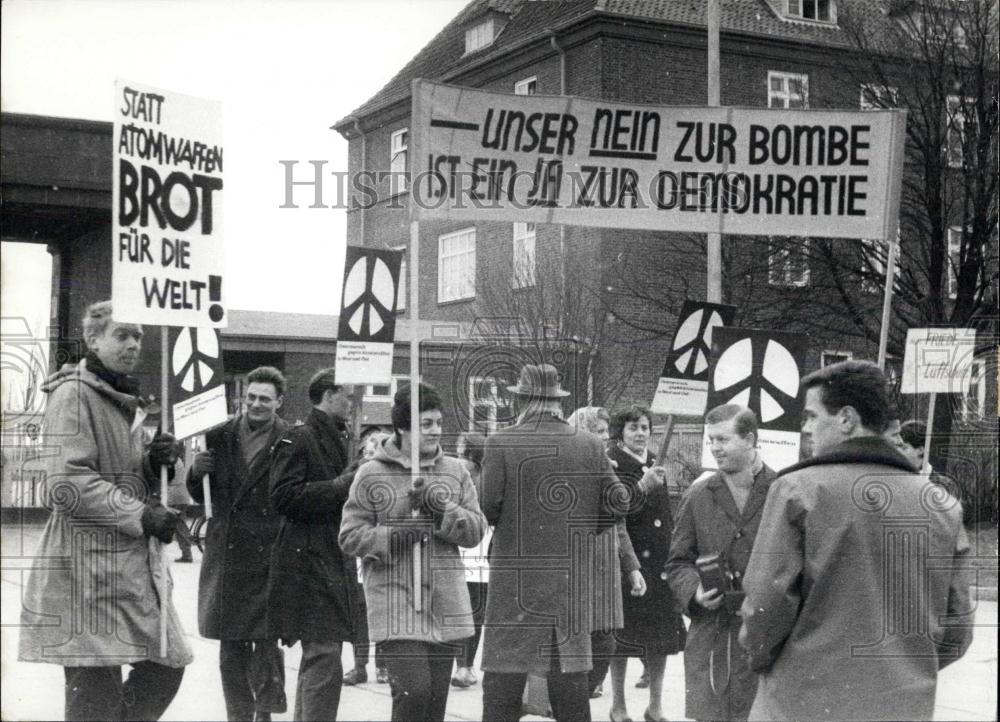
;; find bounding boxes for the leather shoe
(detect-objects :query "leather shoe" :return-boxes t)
[342,667,367,685]
[635,670,649,688]
[643,712,668,722]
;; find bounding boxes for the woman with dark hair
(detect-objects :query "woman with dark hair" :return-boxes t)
[340,383,487,721]
[452,431,489,689]
[607,405,686,722]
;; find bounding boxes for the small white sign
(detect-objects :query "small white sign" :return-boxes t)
[334,341,394,385]
[900,328,976,395]
[651,377,710,416]
[173,384,227,440]
[701,428,801,474]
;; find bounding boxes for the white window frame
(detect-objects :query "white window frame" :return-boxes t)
[860,84,899,110]
[514,76,537,96]
[768,237,811,287]
[464,18,495,54]
[962,357,988,422]
[390,128,408,194]
[948,226,963,299]
[393,245,407,311]
[438,227,477,303]
[860,235,902,295]
[821,350,854,368]
[786,0,836,23]
[768,71,809,109]
[468,375,514,433]
[512,222,536,289]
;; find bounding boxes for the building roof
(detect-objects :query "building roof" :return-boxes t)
[332,0,890,130]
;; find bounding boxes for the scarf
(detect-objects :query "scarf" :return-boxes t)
[86,352,141,397]
[238,413,275,467]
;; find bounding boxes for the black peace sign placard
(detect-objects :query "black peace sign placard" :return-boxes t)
[169,327,224,403]
[661,301,737,381]
[337,247,403,344]
[706,327,807,432]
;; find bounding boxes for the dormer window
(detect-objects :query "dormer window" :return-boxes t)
[465,18,495,54]
[787,0,835,23]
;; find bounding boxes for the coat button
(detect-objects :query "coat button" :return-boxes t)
[660,572,668,581]
[257,546,264,552]
[642,550,650,559]
[735,531,743,539]
[653,519,662,528]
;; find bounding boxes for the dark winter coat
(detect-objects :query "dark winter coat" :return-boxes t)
[740,437,973,721]
[665,463,777,721]
[339,438,487,644]
[480,411,627,674]
[266,408,355,643]
[609,444,687,657]
[186,414,288,640]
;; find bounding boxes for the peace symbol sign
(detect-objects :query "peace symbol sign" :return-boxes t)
[171,328,220,393]
[712,335,801,427]
[341,254,397,342]
[662,301,736,381]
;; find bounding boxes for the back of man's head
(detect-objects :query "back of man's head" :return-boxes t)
[307,368,339,405]
[802,360,891,434]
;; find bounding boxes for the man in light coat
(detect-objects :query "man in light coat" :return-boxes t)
[739,360,973,721]
[187,366,289,721]
[480,364,627,722]
[665,404,775,721]
[18,301,193,721]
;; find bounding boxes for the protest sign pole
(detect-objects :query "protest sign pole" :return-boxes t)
[409,221,422,613]
[705,0,722,303]
[877,237,898,369]
[159,327,169,655]
[656,415,676,463]
[921,392,936,474]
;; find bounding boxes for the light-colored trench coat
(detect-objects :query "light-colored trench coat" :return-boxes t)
[18,360,193,667]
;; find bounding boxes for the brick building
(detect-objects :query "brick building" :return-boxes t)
[331,0,995,433]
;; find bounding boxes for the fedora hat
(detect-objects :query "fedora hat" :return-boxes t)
[507,363,570,398]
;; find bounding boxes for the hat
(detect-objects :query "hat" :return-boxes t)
[507,363,570,399]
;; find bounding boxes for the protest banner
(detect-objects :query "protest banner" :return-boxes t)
[335,246,403,385]
[410,80,906,240]
[168,327,227,440]
[112,79,226,327]
[900,327,977,472]
[651,300,737,416]
[701,327,807,472]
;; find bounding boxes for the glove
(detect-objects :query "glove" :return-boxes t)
[407,477,429,515]
[141,503,183,544]
[408,477,450,519]
[148,432,179,472]
[638,465,667,493]
[191,451,215,478]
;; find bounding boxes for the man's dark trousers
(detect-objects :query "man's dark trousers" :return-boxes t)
[64,662,184,721]
[220,639,286,721]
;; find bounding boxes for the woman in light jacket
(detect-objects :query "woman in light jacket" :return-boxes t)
[340,383,486,722]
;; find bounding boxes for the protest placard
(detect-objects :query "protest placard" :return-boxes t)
[651,300,736,416]
[701,327,807,472]
[335,246,403,384]
[900,328,976,395]
[410,80,906,240]
[168,327,227,439]
[112,80,226,327]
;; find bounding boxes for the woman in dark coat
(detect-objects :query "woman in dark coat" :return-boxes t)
[608,405,686,722]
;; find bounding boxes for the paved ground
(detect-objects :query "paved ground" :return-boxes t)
[2,524,996,721]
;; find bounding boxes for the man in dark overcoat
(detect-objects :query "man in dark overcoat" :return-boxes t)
[187,365,289,721]
[480,364,627,722]
[665,404,775,721]
[740,361,973,721]
[267,368,356,721]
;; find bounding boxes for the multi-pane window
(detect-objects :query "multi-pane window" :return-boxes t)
[860,236,901,294]
[390,128,408,194]
[787,0,834,22]
[394,245,407,311]
[465,18,494,54]
[948,226,962,299]
[768,238,810,287]
[768,72,809,109]
[512,222,536,288]
[860,84,899,110]
[468,376,514,433]
[438,228,476,303]
[821,350,853,367]
[364,375,406,402]
[514,77,537,96]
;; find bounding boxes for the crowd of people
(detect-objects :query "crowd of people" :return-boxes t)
[18,300,974,722]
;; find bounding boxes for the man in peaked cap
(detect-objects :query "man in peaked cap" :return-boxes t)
[480,363,628,722]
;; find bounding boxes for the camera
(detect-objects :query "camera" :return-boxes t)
[695,553,735,595]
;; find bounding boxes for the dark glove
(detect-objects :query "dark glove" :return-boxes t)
[141,503,183,543]
[407,477,449,519]
[148,432,179,473]
[407,477,428,515]
[191,451,215,478]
